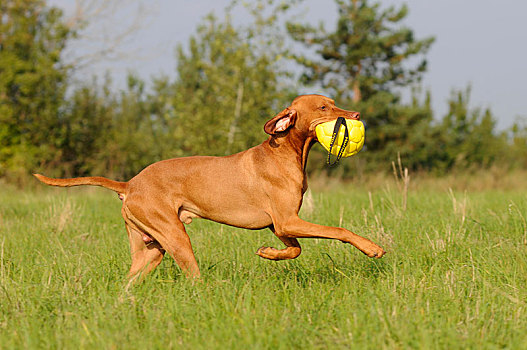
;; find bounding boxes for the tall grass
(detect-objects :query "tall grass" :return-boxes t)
[1,178,526,349]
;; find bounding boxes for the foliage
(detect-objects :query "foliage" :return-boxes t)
[0,0,72,181]
[507,118,527,169]
[434,87,508,171]
[62,75,165,180]
[287,0,434,103]
[0,0,525,183]
[55,77,113,177]
[167,13,293,157]
[92,75,165,180]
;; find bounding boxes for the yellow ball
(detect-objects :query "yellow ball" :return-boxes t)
[315,119,365,157]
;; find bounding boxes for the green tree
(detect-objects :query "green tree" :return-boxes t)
[0,0,71,180]
[163,13,294,157]
[508,118,527,169]
[99,75,163,180]
[365,90,441,171]
[58,76,115,177]
[287,0,434,103]
[437,87,506,170]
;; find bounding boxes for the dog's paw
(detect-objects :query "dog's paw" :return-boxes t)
[256,246,302,261]
[256,246,282,260]
[362,243,386,258]
[256,246,271,258]
[351,235,387,258]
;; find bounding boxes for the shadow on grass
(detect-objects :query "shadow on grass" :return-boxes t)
[125,248,393,291]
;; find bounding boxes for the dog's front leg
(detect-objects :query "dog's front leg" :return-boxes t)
[256,231,302,260]
[273,215,385,258]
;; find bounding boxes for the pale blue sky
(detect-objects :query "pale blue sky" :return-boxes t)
[49,0,527,130]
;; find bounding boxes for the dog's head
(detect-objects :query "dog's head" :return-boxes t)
[264,95,360,138]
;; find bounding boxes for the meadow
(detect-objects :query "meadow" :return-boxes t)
[1,172,526,349]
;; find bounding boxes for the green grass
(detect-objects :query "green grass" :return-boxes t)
[1,182,526,349]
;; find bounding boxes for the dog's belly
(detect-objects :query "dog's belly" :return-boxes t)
[179,206,273,230]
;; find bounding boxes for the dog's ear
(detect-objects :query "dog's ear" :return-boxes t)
[264,108,297,135]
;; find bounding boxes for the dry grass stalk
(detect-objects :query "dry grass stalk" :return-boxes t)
[448,188,467,226]
[391,152,410,211]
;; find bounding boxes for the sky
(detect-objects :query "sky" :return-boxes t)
[48,0,527,130]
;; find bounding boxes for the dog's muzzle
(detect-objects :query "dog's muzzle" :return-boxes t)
[315,117,365,166]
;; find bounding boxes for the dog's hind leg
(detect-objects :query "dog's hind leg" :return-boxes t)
[153,219,201,279]
[256,228,302,260]
[122,203,200,279]
[125,224,165,286]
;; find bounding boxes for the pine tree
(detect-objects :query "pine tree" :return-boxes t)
[287,0,435,171]
[287,0,434,103]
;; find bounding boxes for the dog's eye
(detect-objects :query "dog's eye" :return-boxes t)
[320,106,327,111]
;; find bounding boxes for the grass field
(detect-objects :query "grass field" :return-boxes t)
[1,177,526,349]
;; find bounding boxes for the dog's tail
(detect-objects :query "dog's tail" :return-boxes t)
[33,174,127,194]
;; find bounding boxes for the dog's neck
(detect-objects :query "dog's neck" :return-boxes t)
[265,128,315,174]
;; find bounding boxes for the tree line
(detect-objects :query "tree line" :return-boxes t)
[1,0,526,184]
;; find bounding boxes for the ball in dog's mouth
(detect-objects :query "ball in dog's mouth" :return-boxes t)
[315,118,365,158]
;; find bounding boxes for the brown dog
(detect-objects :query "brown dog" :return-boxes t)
[35,95,385,284]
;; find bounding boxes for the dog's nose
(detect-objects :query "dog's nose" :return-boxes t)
[349,112,360,120]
